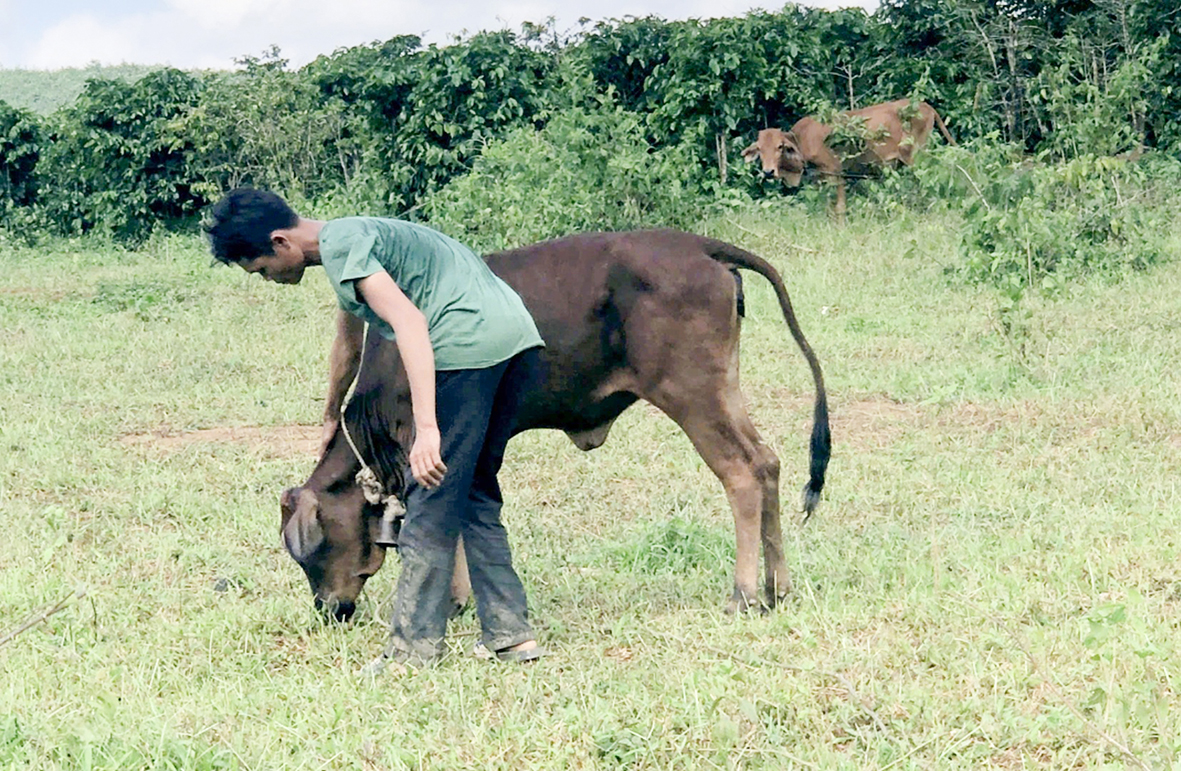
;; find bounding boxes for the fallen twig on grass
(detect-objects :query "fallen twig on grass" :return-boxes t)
[0,589,86,649]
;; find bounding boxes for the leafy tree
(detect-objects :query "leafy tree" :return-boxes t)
[885,0,1051,148]
[644,15,788,183]
[181,48,363,204]
[393,31,557,209]
[1120,0,1181,150]
[798,7,878,110]
[1032,30,1160,159]
[305,36,429,212]
[305,34,422,108]
[305,31,557,214]
[568,16,675,116]
[874,0,1178,154]
[36,68,204,241]
[870,0,976,132]
[0,101,40,218]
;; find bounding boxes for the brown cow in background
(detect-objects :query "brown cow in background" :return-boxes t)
[743,99,955,219]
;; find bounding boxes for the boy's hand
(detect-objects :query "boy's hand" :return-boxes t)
[409,425,447,488]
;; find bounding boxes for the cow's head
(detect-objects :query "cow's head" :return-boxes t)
[280,480,389,622]
[280,391,409,622]
[742,128,806,187]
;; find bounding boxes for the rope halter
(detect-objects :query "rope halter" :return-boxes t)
[338,323,405,548]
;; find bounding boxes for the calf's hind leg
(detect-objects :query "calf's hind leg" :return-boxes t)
[652,384,788,613]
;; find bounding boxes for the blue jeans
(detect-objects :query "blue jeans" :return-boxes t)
[385,348,540,660]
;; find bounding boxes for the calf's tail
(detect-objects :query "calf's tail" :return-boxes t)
[704,238,831,519]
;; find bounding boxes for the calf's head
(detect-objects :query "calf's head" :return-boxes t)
[280,481,388,622]
[280,402,410,622]
[742,128,806,187]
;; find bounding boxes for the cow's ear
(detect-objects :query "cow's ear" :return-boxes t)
[280,487,299,521]
[282,488,324,563]
[741,144,758,162]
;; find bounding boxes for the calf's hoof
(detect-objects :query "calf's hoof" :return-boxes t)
[724,587,768,615]
[763,579,793,610]
[448,597,471,620]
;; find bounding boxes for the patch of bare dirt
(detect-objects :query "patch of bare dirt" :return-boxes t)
[120,424,320,458]
[835,395,927,451]
[0,287,71,300]
[761,390,1146,456]
[760,390,934,452]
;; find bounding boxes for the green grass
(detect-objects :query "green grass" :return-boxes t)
[2,208,1180,769]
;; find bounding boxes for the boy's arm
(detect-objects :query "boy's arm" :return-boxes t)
[355,270,447,489]
[320,309,365,458]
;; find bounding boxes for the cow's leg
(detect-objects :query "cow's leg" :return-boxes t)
[650,384,787,613]
[758,450,790,608]
[834,175,848,224]
[727,413,790,610]
[450,536,472,618]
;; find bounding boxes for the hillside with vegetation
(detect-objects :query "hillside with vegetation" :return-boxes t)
[0,63,165,114]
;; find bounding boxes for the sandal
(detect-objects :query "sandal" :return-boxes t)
[495,645,546,663]
[472,641,547,663]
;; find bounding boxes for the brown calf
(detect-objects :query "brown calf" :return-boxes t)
[743,99,955,218]
[280,230,831,620]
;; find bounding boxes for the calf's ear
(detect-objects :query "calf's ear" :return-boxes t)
[282,488,324,563]
[280,487,299,521]
[741,144,759,162]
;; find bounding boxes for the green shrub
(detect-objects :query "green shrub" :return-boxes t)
[866,141,1180,290]
[35,69,205,244]
[958,153,1179,291]
[421,102,710,253]
[182,49,365,206]
[0,101,41,222]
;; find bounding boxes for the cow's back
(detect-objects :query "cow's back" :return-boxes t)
[850,98,937,165]
[484,231,740,435]
[787,117,839,175]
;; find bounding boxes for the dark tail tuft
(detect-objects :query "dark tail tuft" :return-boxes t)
[801,392,830,522]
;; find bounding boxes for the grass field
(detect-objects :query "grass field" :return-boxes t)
[2,206,1180,769]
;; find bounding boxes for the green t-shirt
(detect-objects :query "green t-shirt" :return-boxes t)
[318,217,543,371]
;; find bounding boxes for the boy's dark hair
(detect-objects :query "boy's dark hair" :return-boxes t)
[204,188,299,264]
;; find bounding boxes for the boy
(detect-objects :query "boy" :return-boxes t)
[205,188,545,669]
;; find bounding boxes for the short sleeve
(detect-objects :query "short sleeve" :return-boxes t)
[333,232,381,305]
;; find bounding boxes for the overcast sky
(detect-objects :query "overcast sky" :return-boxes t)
[1,0,878,71]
